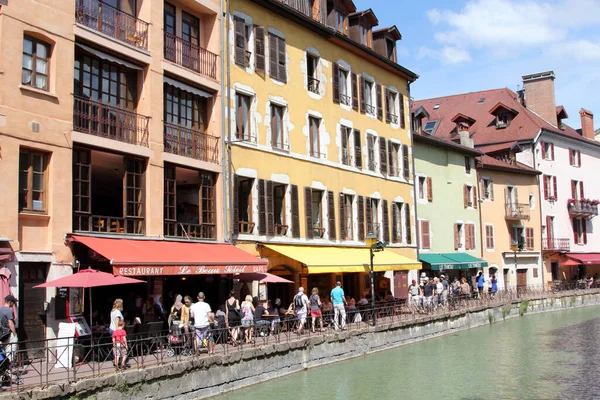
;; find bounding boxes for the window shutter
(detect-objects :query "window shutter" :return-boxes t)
[526,227,534,249]
[540,141,546,159]
[258,179,266,235]
[339,193,346,240]
[351,72,358,110]
[268,33,277,79]
[464,225,470,250]
[454,224,459,250]
[328,191,336,240]
[550,143,555,160]
[464,185,468,208]
[359,76,365,114]
[382,199,389,243]
[546,216,552,240]
[234,17,246,67]
[291,185,300,238]
[543,176,548,199]
[580,182,585,199]
[277,37,287,83]
[387,142,394,176]
[384,88,391,123]
[420,220,429,249]
[376,83,383,120]
[332,63,340,104]
[379,137,387,175]
[358,196,365,241]
[553,176,557,198]
[470,224,475,250]
[578,151,581,167]
[254,25,265,72]
[473,187,478,209]
[391,202,398,242]
[571,180,577,199]
[402,144,409,179]
[426,177,433,201]
[266,180,274,236]
[365,198,372,234]
[514,187,518,204]
[233,174,240,236]
[573,219,578,244]
[354,129,362,169]
[399,93,406,129]
[583,219,587,244]
[569,149,573,165]
[304,187,313,239]
[405,205,411,244]
[490,179,494,200]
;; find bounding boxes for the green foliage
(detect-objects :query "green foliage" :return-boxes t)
[570,296,576,307]
[488,311,495,324]
[501,305,511,320]
[113,377,142,396]
[519,300,529,316]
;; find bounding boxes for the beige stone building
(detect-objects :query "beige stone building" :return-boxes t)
[0,0,232,344]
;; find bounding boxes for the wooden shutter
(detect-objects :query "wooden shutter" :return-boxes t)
[340,128,348,164]
[546,215,552,240]
[268,33,277,79]
[573,219,579,244]
[258,179,266,235]
[526,227,534,249]
[387,141,394,176]
[399,93,406,129]
[354,129,362,169]
[234,17,246,67]
[266,180,274,236]
[291,185,300,238]
[405,205,411,244]
[571,180,577,199]
[359,76,365,114]
[543,175,549,199]
[553,176,557,198]
[583,219,587,244]
[490,179,494,200]
[473,187,477,209]
[426,177,433,201]
[379,137,387,175]
[402,144,410,180]
[580,182,585,199]
[391,203,398,242]
[233,174,240,235]
[358,196,365,241]
[421,220,430,249]
[382,200,389,243]
[540,141,546,159]
[254,25,265,72]
[550,143,555,160]
[464,225,470,250]
[277,36,286,83]
[578,151,581,167]
[464,185,468,208]
[339,193,346,240]
[454,224,459,250]
[376,83,383,120]
[470,224,476,250]
[365,198,372,235]
[328,191,336,240]
[351,72,358,110]
[332,63,340,104]
[304,187,313,239]
[569,149,574,165]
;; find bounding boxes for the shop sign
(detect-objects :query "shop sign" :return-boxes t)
[467,262,482,268]
[114,264,267,276]
[440,263,456,270]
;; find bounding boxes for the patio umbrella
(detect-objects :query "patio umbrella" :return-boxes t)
[236,272,294,283]
[34,269,144,329]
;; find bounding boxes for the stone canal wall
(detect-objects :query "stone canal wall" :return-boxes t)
[6,290,600,400]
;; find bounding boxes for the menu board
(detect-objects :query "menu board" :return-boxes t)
[68,315,92,337]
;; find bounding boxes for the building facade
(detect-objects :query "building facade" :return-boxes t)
[225,0,420,303]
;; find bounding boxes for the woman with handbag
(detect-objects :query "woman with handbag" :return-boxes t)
[309,287,324,333]
[225,290,241,346]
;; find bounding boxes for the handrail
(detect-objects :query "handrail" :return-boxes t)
[164,32,218,79]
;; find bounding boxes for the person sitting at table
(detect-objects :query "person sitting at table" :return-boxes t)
[253,297,270,335]
[321,298,333,312]
[358,295,369,306]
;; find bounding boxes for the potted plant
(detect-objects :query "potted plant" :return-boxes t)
[567,198,575,210]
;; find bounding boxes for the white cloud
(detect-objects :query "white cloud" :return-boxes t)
[550,40,600,61]
[417,46,472,65]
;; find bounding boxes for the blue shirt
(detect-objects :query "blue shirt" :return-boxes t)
[330,287,345,305]
[477,275,485,287]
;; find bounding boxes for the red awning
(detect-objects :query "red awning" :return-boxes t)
[566,253,600,265]
[69,235,267,276]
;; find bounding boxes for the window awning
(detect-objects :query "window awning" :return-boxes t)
[164,77,212,98]
[263,244,421,274]
[75,43,143,71]
[420,253,488,271]
[566,253,600,265]
[69,235,267,276]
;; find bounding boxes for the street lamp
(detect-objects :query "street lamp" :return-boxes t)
[366,233,384,326]
[510,237,525,295]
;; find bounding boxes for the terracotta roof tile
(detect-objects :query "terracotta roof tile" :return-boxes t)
[477,155,540,175]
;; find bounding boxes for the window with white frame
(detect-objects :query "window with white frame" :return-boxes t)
[482,178,493,200]
[570,149,581,167]
[235,93,253,142]
[306,53,319,94]
[339,68,350,106]
[367,134,376,171]
[390,143,400,177]
[485,225,494,250]
[573,218,587,245]
[270,104,286,150]
[364,80,374,115]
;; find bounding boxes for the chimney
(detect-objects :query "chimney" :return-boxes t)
[580,108,594,140]
[458,131,474,148]
[522,71,557,126]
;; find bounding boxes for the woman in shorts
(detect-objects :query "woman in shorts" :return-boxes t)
[309,287,323,333]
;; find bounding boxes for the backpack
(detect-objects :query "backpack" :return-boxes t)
[294,295,304,310]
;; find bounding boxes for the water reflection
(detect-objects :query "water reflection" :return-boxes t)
[218,306,600,400]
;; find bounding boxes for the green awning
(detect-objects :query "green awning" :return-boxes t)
[420,253,488,271]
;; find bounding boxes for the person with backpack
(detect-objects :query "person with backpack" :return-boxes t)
[293,287,309,334]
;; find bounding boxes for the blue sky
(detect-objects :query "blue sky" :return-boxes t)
[355,0,600,130]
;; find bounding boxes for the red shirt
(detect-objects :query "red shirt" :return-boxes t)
[112,328,127,345]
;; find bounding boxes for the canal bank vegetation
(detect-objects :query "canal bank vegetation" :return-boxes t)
[519,300,529,316]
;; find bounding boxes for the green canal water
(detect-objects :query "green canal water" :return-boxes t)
[218,305,600,400]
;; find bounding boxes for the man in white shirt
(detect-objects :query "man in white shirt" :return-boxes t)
[293,287,309,334]
[189,292,212,352]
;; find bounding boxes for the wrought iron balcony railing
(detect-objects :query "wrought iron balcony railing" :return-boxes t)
[505,203,531,221]
[568,200,599,219]
[164,122,220,164]
[164,32,218,80]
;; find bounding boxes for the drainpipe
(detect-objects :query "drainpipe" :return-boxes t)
[476,165,485,260]
[220,0,228,243]
[407,83,420,274]
[221,0,233,244]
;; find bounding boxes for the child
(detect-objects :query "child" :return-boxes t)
[111,320,128,371]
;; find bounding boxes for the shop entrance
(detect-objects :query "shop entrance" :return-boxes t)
[19,262,48,359]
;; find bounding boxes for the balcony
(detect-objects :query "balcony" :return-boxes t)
[75,0,149,51]
[73,96,150,146]
[165,222,215,240]
[312,226,325,238]
[340,94,351,106]
[568,200,599,219]
[505,203,531,221]
[164,122,220,164]
[307,77,320,94]
[164,32,218,80]
[367,222,381,237]
[74,213,143,235]
[365,104,376,116]
[387,113,398,124]
[543,238,570,252]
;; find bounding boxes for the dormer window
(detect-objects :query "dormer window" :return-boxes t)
[496,113,510,129]
[373,26,401,62]
[327,1,353,35]
[451,113,476,133]
[386,38,395,60]
[423,121,438,135]
[348,10,378,48]
[360,26,370,46]
[335,11,345,33]
[489,102,519,130]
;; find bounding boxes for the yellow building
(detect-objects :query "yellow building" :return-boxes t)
[225,0,420,303]
[477,153,544,289]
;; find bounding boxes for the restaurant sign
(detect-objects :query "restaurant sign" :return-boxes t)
[114,264,268,276]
